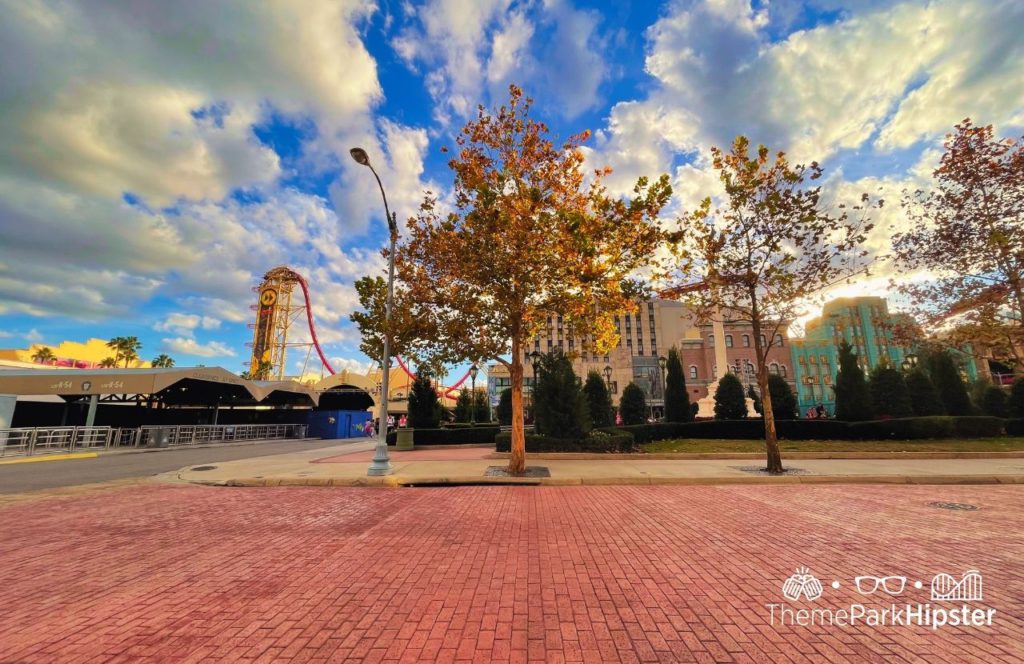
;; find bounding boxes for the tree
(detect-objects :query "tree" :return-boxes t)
[663,347,692,422]
[713,373,747,420]
[407,371,441,428]
[666,137,879,472]
[868,365,913,419]
[349,275,431,370]
[834,342,875,421]
[497,388,513,425]
[151,354,175,368]
[107,336,142,368]
[453,389,473,423]
[926,350,973,415]
[583,370,613,428]
[533,352,589,438]
[905,369,946,416]
[31,347,55,365]
[473,390,491,423]
[767,374,797,420]
[746,384,763,416]
[619,383,647,425]
[394,86,670,473]
[99,357,118,369]
[1009,377,1024,418]
[892,120,1024,375]
[981,386,1008,418]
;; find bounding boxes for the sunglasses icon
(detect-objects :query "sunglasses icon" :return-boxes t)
[854,576,906,595]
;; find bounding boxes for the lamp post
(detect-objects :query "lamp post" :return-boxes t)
[658,355,667,420]
[603,364,613,390]
[527,351,540,424]
[350,147,397,476]
[469,364,479,425]
[901,354,918,372]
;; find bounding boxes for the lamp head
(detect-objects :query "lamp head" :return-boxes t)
[349,147,370,166]
[469,364,479,379]
[658,355,667,370]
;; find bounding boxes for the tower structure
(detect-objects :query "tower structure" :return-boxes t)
[248,267,309,380]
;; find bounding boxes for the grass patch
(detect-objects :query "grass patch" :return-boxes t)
[641,437,1024,454]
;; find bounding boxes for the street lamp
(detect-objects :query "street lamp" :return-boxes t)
[658,355,668,421]
[603,364,613,389]
[901,354,918,372]
[527,351,541,424]
[351,147,398,476]
[469,364,479,425]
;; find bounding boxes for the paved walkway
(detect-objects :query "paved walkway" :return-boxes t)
[0,483,1020,662]
[169,442,1024,487]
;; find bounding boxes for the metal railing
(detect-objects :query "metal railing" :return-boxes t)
[0,423,308,458]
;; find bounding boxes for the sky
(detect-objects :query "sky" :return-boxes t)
[0,0,1022,378]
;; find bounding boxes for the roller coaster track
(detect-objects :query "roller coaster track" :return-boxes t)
[291,268,472,397]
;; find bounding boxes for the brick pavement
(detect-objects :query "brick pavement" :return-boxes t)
[0,484,1021,663]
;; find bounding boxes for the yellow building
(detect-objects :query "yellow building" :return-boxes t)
[0,338,151,369]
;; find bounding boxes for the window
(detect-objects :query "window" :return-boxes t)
[689,366,698,379]
[820,355,828,365]
[708,336,715,347]
[770,363,779,375]
[725,335,733,348]
[810,355,817,364]
[775,334,784,346]
[760,334,767,347]
[780,365,787,378]
[798,356,806,364]
[742,334,750,347]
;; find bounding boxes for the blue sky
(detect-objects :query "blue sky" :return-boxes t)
[0,0,1022,377]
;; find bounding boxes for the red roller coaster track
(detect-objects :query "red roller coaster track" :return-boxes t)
[291,269,472,397]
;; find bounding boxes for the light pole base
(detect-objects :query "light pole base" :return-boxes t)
[367,438,393,475]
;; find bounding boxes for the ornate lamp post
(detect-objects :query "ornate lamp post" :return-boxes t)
[901,354,918,372]
[658,355,667,420]
[350,147,397,476]
[527,351,541,424]
[603,364,613,390]
[469,364,479,425]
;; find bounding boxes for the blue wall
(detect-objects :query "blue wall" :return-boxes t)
[307,410,372,439]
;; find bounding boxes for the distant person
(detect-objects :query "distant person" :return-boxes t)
[816,404,827,419]
[387,415,395,432]
[365,420,375,437]
[806,406,818,419]
[399,414,407,428]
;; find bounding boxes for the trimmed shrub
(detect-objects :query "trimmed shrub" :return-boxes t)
[767,374,797,420]
[1007,418,1024,436]
[408,371,441,428]
[619,382,647,425]
[664,346,692,422]
[1009,378,1024,418]
[533,351,589,438]
[869,365,913,418]
[453,389,472,422]
[494,430,635,453]
[497,388,513,425]
[847,416,1003,440]
[905,369,946,416]
[926,350,973,416]
[604,419,850,442]
[714,373,747,420]
[981,386,1008,418]
[583,370,614,428]
[386,426,500,446]
[834,341,874,421]
[473,390,491,423]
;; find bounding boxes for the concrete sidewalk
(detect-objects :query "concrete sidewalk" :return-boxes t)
[167,442,1024,487]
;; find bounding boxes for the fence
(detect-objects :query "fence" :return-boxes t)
[0,424,308,458]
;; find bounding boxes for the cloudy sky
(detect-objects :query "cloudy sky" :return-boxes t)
[0,0,1022,375]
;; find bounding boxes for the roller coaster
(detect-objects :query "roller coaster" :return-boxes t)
[247,266,472,397]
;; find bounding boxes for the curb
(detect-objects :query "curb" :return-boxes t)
[0,452,98,465]
[181,474,1024,488]
[491,451,1024,460]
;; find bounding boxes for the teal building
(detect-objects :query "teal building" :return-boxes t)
[789,296,978,416]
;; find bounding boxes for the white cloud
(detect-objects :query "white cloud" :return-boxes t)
[328,356,374,373]
[154,313,221,336]
[161,337,237,359]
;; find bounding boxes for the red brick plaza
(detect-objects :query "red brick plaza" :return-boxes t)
[1,484,1021,663]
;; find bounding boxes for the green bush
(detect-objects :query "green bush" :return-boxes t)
[926,350,973,416]
[497,388,513,425]
[473,390,490,423]
[767,374,798,420]
[385,426,500,445]
[533,351,589,438]
[869,365,913,418]
[714,373,747,420]
[981,386,1008,418]
[1009,378,1024,418]
[846,416,1004,440]
[1007,418,1024,436]
[494,430,634,453]
[453,389,472,422]
[583,370,613,428]
[664,346,692,422]
[619,382,647,425]
[408,371,441,428]
[905,369,946,416]
[835,341,874,421]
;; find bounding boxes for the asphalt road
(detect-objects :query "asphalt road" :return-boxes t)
[0,439,353,494]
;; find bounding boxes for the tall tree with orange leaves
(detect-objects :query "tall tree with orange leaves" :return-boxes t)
[396,86,671,473]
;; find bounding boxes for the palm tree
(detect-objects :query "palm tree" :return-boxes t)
[31,347,56,365]
[99,357,118,368]
[120,336,142,367]
[106,337,125,366]
[151,354,175,368]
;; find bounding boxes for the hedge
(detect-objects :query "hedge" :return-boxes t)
[494,430,635,453]
[385,426,500,446]
[846,416,1004,440]
[1007,419,1024,436]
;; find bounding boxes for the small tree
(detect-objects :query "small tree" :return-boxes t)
[533,352,589,439]
[99,357,118,368]
[151,354,175,368]
[714,373,747,420]
[664,346,692,422]
[981,386,1008,417]
[1009,377,1024,418]
[619,383,647,425]
[497,388,513,425]
[473,390,491,423]
[583,370,613,428]
[868,365,913,418]
[905,369,946,416]
[926,350,973,416]
[453,389,472,423]
[834,342,874,421]
[407,371,441,428]
[747,384,763,416]
[767,374,797,420]
[31,347,55,364]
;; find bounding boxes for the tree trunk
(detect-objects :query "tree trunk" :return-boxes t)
[758,367,784,474]
[508,339,526,474]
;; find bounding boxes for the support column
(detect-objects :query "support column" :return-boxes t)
[84,394,99,427]
[0,395,15,453]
